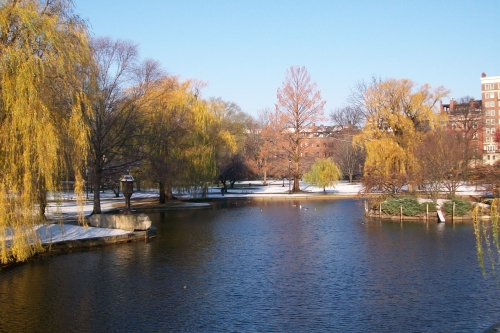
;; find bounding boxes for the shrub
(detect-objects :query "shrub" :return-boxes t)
[442,199,473,216]
[381,197,433,216]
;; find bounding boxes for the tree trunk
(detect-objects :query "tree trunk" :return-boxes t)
[159,182,166,204]
[349,173,353,183]
[92,169,102,214]
[293,175,300,192]
[230,180,235,188]
[38,185,47,221]
[263,159,267,185]
[292,160,300,192]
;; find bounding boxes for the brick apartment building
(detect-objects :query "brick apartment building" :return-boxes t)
[439,73,500,165]
[300,124,339,160]
[439,97,482,165]
[481,73,500,164]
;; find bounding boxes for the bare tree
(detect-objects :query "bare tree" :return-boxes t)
[445,96,482,172]
[333,130,365,183]
[86,37,163,214]
[276,66,326,192]
[251,108,289,184]
[330,105,364,130]
[416,129,466,199]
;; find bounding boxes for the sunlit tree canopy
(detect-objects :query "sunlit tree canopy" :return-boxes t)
[0,0,91,263]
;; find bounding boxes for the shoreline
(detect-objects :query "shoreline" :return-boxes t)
[1,181,490,269]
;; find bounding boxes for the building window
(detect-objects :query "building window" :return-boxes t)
[305,152,309,157]
[493,128,496,133]
[315,152,319,157]
[487,128,490,134]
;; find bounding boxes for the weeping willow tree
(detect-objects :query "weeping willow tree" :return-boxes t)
[473,199,500,275]
[140,78,239,200]
[141,76,204,202]
[0,0,91,263]
[353,78,448,194]
[303,158,342,194]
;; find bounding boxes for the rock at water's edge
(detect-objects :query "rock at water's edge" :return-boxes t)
[87,214,152,232]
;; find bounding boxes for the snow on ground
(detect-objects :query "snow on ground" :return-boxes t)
[35,224,128,244]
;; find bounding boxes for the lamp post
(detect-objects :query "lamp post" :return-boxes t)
[120,173,135,214]
[282,175,285,187]
[288,158,292,193]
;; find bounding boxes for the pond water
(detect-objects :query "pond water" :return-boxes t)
[0,198,499,332]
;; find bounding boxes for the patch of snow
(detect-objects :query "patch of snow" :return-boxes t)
[35,224,128,244]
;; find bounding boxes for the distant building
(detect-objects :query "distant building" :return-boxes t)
[439,97,482,166]
[480,73,500,164]
[300,124,340,161]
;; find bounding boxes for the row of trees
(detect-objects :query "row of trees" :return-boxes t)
[85,36,253,212]
[244,66,365,192]
[1,1,488,264]
[342,78,486,199]
[0,0,256,263]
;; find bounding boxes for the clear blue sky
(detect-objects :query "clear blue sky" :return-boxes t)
[74,0,500,120]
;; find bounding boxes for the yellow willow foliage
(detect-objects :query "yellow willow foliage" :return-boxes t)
[0,0,91,263]
[472,205,485,273]
[216,129,237,154]
[303,158,342,192]
[141,77,219,189]
[188,99,218,180]
[472,201,500,276]
[362,139,414,175]
[354,78,447,178]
